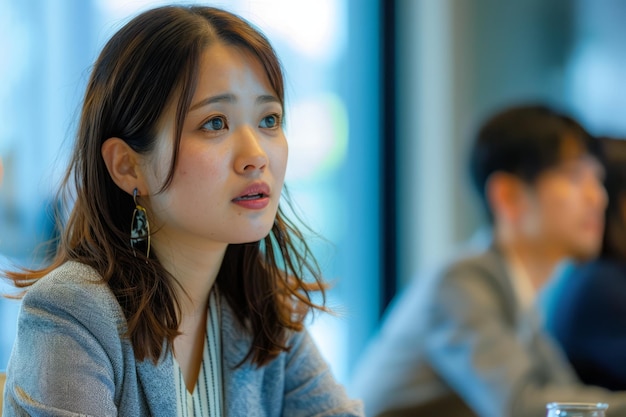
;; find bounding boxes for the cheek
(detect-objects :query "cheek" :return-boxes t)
[177,155,217,178]
[174,152,226,194]
[165,156,225,222]
[536,182,576,212]
[555,187,587,214]
[267,139,288,183]
[538,197,569,227]
[537,194,583,234]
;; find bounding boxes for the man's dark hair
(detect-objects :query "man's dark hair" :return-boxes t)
[469,104,601,221]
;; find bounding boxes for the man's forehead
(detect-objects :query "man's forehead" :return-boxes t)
[544,135,604,176]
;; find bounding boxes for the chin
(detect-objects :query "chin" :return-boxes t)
[230,226,274,245]
[570,246,601,262]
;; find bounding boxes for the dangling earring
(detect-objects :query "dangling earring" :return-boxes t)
[130,188,150,259]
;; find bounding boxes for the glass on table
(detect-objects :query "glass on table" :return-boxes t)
[546,402,608,417]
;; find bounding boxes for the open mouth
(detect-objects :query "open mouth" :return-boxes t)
[233,193,268,201]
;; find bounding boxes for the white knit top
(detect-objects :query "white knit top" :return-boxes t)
[174,288,223,417]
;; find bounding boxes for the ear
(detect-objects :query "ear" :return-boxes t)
[101,138,146,196]
[485,172,528,224]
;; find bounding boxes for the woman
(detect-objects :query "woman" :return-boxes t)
[2,5,362,416]
[545,137,626,391]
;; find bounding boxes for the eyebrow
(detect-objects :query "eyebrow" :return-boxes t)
[189,94,281,111]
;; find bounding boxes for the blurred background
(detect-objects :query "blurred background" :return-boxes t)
[1,0,625,389]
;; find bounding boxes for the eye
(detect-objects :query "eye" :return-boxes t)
[259,114,281,129]
[202,116,227,131]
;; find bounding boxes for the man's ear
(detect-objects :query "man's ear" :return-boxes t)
[101,138,146,196]
[485,172,527,223]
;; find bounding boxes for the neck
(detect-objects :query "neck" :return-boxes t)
[495,229,564,291]
[152,236,227,316]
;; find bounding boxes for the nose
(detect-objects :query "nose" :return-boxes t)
[234,126,268,174]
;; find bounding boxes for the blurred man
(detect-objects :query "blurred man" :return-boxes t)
[352,104,626,417]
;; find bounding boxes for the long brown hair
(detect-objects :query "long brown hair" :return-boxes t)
[5,5,326,367]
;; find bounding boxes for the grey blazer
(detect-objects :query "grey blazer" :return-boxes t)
[351,246,626,417]
[2,261,363,417]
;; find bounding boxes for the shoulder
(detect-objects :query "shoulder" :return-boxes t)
[387,246,514,330]
[430,246,512,303]
[548,259,626,340]
[408,246,509,302]
[435,246,511,308]
[442,246,505,281]
[558,259,626,306]
[22,261,125,331]
[388,245,508,304]
[7,263,136,416]
[571,259,626,285]
[27,261,113,299]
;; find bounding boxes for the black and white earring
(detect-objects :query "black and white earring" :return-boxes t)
[130,188,150,259]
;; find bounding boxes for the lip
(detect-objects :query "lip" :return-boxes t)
[232,182,271,210]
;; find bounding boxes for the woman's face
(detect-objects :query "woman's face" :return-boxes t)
[140,43,288,252]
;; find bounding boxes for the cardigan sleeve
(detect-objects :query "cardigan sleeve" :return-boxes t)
[3,267,124,417]
[281,330,363,417]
